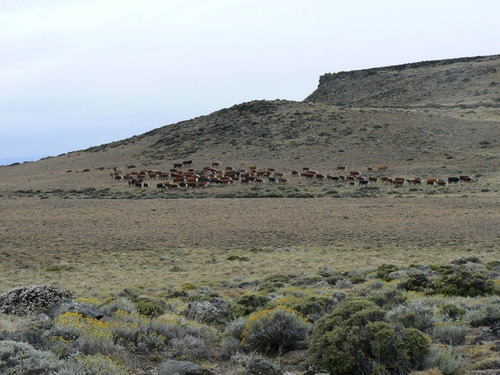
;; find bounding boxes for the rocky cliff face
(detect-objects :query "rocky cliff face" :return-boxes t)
[304,54,500,108]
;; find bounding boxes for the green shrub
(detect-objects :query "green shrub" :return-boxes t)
[231,293,269,317]
[0,284,73,316]
[308,298,431,375]
[399,273,431,292]
[368,287,407,309]
[241,307,311,355]
[258,274,291,292]
[134,296,167,317]
[430,268,497,297]
[375,264,399,281]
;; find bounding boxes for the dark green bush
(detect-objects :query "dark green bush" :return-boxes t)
[439,303,467,320]
[231,293,269,317]
[134,297,166,317]
[399,273,431,292]
[308,298,431,375]
[375,264,399,281]
[430,268,497,297]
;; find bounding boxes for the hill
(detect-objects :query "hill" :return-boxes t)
[0,54,498,194]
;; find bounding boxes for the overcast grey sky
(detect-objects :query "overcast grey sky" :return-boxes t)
[1,0,499,164]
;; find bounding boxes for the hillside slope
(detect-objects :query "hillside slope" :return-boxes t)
[0,54,498,192]
[305,54,500,109]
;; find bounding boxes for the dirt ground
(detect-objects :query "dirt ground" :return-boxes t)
[1,195,498,296]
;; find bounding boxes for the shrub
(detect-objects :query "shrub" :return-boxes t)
[56,353,131,375]
[438,303,466,320]
[99,297,137,316]
[0,340,63,374]
[0,284,73,316]
[368,287,407,309]
[231,293,269,317]
[375,264,399,281]
[423,345,467,375]
[241,307,311,355]
[399,273,431,292]
[465,297,500,326]
[219,337,241,360]
[308,298,431,375]
[50,311,123,357]
[429,268,498,297]
[450,256,480,265]
[387,302,436,332]
[432,323,468,345]
[170,334,212,360]
[225,316,248,340]
[134,296,167,317]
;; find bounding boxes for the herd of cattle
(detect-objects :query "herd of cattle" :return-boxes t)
[110,160,475,191]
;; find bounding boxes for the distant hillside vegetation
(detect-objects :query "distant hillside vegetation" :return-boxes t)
[305,55,500,108]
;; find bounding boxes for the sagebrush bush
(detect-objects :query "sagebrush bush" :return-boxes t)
[0,284,73,316]
[432,323,468,345]
[231,292,269,317]
[241,306,311,355]
[308,298,431,375]
[170,334,212,360]
[99,297,137,316]
[55,353,131,375]
[0,340,63,374]
[387,302,436,332]
[225,316,248,340]
[463,297,500,327]
[423,345,467,375]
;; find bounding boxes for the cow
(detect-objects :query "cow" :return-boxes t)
[426,178,437,186]
[448,177,460,183]
[377,165,389,171]
[336,165,346,171]
[278,178,289,184]
[183,160,193,167]
[291,170,299,177]
[460,175,473,182]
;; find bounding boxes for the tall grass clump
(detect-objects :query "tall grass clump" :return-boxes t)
[241,306,311,355]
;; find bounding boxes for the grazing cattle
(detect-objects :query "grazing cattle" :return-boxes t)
[350,170,360,176]
[291,170,299,177]
[173,163,183,169]
[368,176,378,182]
[315,174,325,180]
[156,183,166,190]
[249,165,257,171]
[426,178,437,186]
[448,177,460,183]
[377,165,389,171]
[359,179,369,185]
[211,162,221,167]
[460,175,473,182]
[336,165,346,171]
[135,182,143,189]
[183,160,193,167]
[392,179,404,186]
[274,172,284,177]
[437,180,447,187]
[410,177,422,185]
[225,166,234,171]
[278,178,289,184]
[255,177,264,184]
[302,167,310,171]
[268,177,277,183]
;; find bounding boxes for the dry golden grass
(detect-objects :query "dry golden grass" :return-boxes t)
[1,194,498,296]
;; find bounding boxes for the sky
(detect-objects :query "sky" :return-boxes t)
[1,1,499,165]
